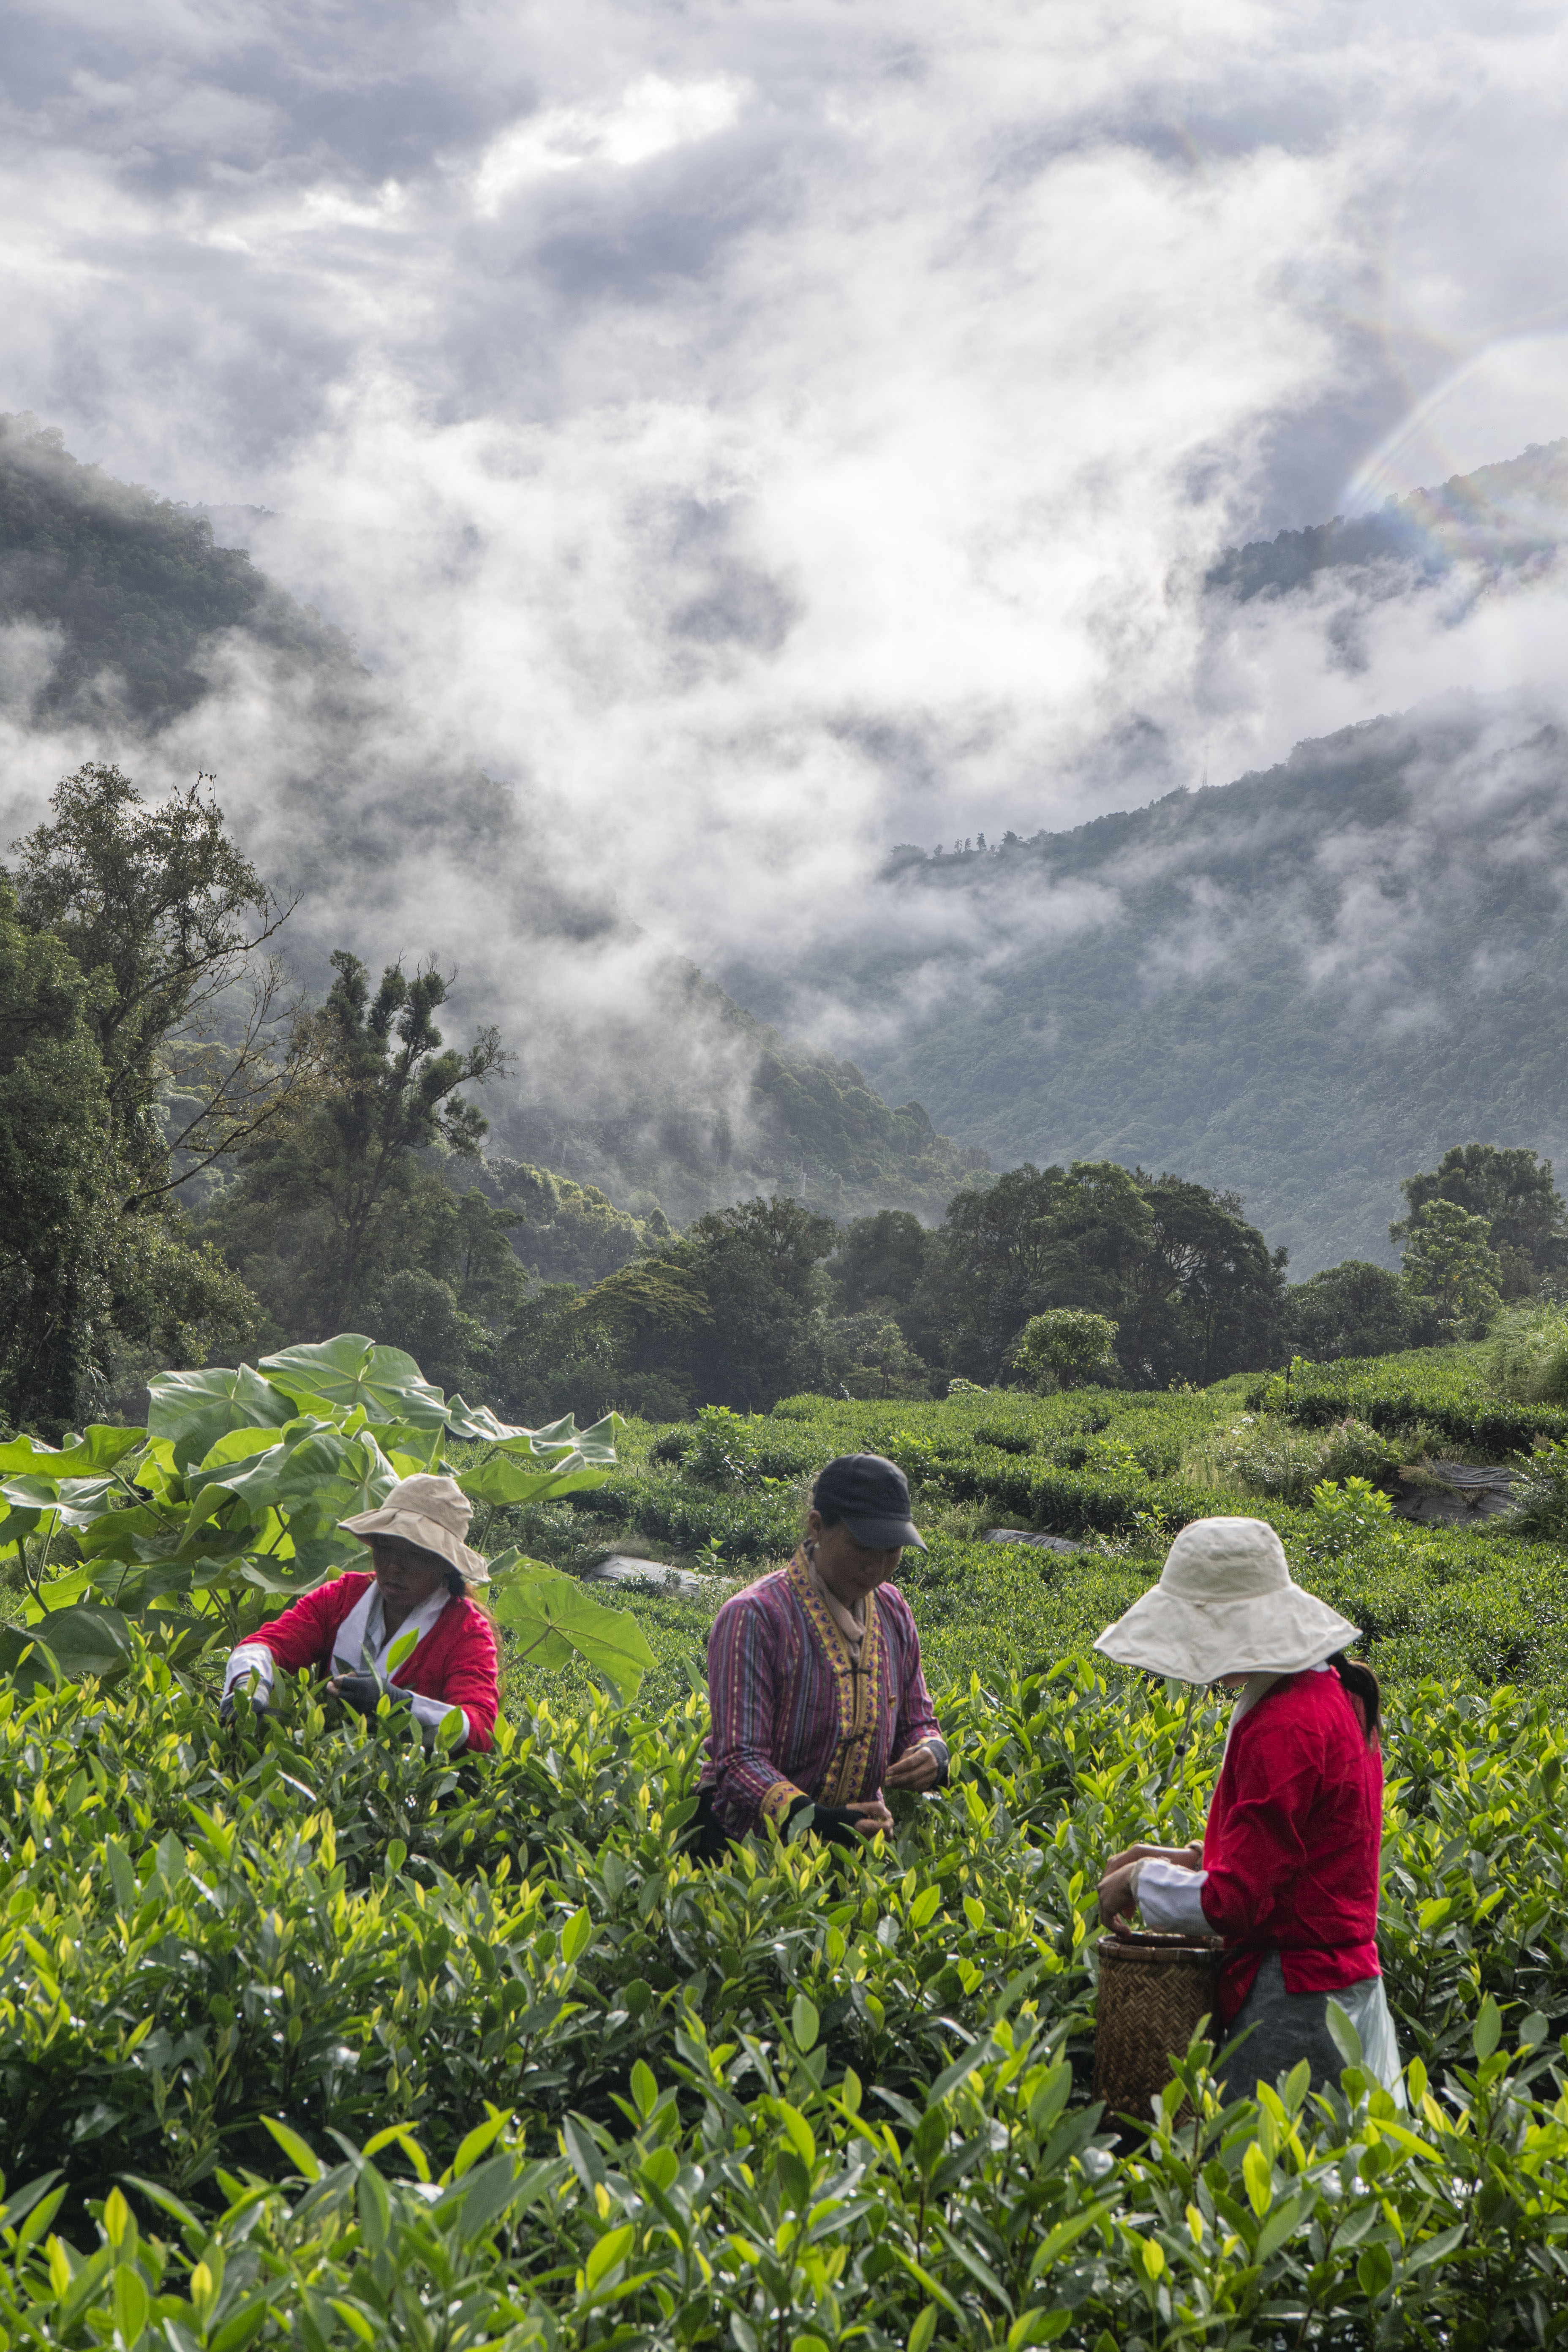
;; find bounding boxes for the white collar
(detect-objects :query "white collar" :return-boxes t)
[332,1580,451,1677]
[1221,1660,1333,1759]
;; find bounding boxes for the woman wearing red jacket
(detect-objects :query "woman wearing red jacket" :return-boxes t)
[219,1473,501,1753]
[1092,1516,1401,2098]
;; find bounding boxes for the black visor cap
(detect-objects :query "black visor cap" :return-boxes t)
[811,1453,926,1552]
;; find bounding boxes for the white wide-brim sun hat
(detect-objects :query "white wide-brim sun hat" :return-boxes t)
[1094,1515,1358,1683]
[340,1473,489,1585]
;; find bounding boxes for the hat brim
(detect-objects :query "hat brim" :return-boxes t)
[1094,1579,1358,1682]
[842,1512,927,1552]
[340,1505,489,1584]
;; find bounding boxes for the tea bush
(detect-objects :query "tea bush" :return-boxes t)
[553,1368,1568,1698]
[11,1339,1568,2343]
[1256,1346,1568,1454]
[7,1655,1568,2344]
[1489,1301,1568,1406]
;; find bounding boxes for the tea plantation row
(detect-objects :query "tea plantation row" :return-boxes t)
[6,1654,1568,2347]
[514,1369,1568,1706]
[8,1346,1568,2345]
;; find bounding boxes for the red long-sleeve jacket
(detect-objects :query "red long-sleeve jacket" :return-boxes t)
[246,1572,501,1753]
[1201,1669,1383,2022]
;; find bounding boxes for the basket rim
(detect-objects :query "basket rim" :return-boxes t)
[1097,1930,1221,1957]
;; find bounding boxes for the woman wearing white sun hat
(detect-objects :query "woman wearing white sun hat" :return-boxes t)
[1092,1515,1402,2098]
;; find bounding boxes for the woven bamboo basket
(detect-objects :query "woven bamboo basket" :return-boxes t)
[1094,1931,1221,2123]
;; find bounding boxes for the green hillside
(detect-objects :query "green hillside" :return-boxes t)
[864,697,1568,1271]
[0,414,980,1226]
[0,414,353,721]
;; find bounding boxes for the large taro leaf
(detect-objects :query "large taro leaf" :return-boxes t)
[259,1335,449,1432]
[204,1424,400,1520]
[147,1364,295,1468]
[491,1556,657,1699]
[457,1455,611,1509]
[442,1397,548,1445]
[187,1424,398,1590]
[198,1425,299,1473]
[444,1402,621,1463]
[72,1504,165,1563]
[49,1475,126,1525]
[498,1412,620,1463]
[0,1473,70,1549]
[0,1426,145,1478]
[19,1564,96,1614]
[0,1603,132,1693]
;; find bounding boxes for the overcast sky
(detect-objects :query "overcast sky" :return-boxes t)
[4,0,1568,1000]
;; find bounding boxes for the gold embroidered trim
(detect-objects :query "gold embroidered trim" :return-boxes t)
[760,1777,806,1825]
[787,1547,887,1807]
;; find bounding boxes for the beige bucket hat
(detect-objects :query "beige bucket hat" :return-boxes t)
[1094,1515,1358,1683]
[340,1473,488,1584]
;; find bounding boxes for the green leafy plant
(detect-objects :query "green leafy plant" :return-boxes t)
[1183,1411,1329,1502]
[1505,1437,1568,1540]
[0,1334,626,1680]
[1009,1307,1121,1390]
[1305,1473,1394,1556]
[7,1651,1568,2339]
[1489,1299,1568,1405]
[489,1555,659,1697]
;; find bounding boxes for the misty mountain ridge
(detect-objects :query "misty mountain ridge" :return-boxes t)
[858,689,1568,1272]
[8,409,1568,1280]
[1208,437,1568,604]
[0,412,982,1230]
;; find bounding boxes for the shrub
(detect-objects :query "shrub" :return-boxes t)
[1489,1300,1568,1405]
[1008,1308,1120,1390]
[1255,1347,1568,1455]
[1304,1473,1395,1557]
[1506,1438,1568,1541]
[1183,1412,1331,1503]
[1315,1414,1406,1486]
[685,1404,814,1489]
[9,1655,1568,2342]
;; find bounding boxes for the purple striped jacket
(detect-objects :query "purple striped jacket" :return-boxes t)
[699,1549,944,1835]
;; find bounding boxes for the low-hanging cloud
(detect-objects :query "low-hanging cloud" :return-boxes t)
[4,0,1568,1210]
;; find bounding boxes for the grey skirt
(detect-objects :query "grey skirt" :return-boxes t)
[1216,1952,1403,2102]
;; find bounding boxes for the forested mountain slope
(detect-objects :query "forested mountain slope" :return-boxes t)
[864,697,1568,1271]
[1209,438,1568,603]
[0,414,980,1225]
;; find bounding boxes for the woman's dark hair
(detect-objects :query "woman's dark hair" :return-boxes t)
[1329,1650,1382,1743]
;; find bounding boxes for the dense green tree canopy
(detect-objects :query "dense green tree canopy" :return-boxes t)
[10,762,306,1203]
[457,1157,662,1287]
[0,876,118,1428]
[932,1160,1283,1386]
[1010,1308,1121,1389]
[1125,1174,1288,1387]
[1392,1143,1568,1296]
[1284,1260,1416,1361]
[1,766,292,1431]
[657,1195,838,1412]
[202,950,511,1341]
[829,1208,934,1313]
[1398,1197,1505,1339]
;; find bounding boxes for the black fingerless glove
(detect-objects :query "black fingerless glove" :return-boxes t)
[332,1673,411,1720]
[784,1795,862,1849]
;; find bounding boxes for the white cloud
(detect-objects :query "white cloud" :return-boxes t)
[3,0,1568,1096]
[472,75,748,213]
